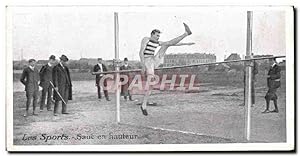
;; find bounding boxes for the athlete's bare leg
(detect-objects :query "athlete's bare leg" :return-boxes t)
[157,23,192,58]
[141,34,185,110]
[140,23,192,115]
[156,45,170,59]
[141,75,153,109]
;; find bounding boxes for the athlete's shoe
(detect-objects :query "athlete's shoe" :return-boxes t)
[262,109,270,114]
[270,109,279,113]
[183,23,192,35]
[140,106,148,116]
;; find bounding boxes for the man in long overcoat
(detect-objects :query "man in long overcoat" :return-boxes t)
[52,55,72,116]
[39,55,56,111]
[120,58,134,101]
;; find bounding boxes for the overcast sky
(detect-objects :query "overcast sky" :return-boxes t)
[10,7,286,61]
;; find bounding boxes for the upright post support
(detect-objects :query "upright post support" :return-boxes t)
[114,12,120,123]
[245,11,253,141]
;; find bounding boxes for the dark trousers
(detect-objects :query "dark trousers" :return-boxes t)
[40,86,53,110]
[96,80,109,99]
[264,79,280,110]
[54,86,69,113]
[124,94,132,100]
[121,86,132,100]
[265,86,279,111]
[26,90,39,112]
[264,88,278,111]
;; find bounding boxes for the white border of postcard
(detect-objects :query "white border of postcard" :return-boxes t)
[6,5,294,151]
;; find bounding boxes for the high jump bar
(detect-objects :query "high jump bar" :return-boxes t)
[91,55,286,75]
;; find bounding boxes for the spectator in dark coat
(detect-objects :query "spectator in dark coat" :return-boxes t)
[93,58,110,101]
[39,55,56,112]
[120,58,134,101]
[20,59,40,117]
[262,58,281,113]
[52,55,72,116]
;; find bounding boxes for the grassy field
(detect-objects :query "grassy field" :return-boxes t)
[12,70,286,145]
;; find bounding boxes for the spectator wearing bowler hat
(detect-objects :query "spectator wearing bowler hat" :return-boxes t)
[20,59,40,117]
[52,55,72,116]
[39,55,56,112]
[120,58,134,101]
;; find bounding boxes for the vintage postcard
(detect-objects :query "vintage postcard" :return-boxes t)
[6,6,295,151]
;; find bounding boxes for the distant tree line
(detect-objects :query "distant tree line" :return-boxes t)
[13,59,144,72]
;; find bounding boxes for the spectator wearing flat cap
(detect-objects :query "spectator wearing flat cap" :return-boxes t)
[93,58,110,101]
[120,58,134,101]
[20,59,40,117]
[52,55,72,116]
[39,55,56,112]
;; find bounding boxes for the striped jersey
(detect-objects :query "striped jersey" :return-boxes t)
[144,39,159,56]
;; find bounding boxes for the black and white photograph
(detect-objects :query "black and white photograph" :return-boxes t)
[5,5,295,151]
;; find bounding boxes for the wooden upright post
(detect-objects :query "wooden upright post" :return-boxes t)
[114,12,120,123]
[245,11,253,141]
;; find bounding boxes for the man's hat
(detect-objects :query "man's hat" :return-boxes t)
[49,55,56,60]
[60,55,69,62]
[124,58,128,61]
[98,58,103,61]
[28,59,36,63]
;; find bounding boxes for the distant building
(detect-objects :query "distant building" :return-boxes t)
[13,58,143,71]
[79,58,114,66]
[225,53,241,61]
[36,60,48,67]
[223,53,243,71]
[79,58,97,65]
[163,53,216,67]
[78,58,141,69]
[13,60,27,70]
[215,63,231,72]
[253,55,274,66]
[253,55,273,58]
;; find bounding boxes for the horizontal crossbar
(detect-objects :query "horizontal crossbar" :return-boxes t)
[91,55,286,75]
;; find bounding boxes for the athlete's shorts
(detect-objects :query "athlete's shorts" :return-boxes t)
[144,46,168,76]
[144,56,162,76]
